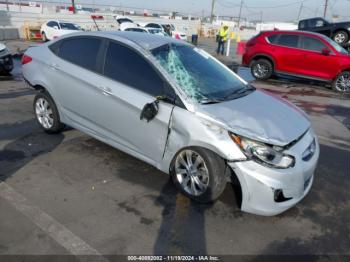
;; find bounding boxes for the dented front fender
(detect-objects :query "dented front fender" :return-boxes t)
[160,106,246,173]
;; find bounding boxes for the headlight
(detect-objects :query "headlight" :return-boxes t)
[230,133,295,169]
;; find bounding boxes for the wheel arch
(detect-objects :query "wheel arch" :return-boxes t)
[250,54,276,70]
[168,145,226,174]
[332,29,349,36]
[335,68,350,80]
[33,84,46,92]
[168,145,243,207]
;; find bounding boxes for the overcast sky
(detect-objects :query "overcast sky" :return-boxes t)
[80,0,350,22]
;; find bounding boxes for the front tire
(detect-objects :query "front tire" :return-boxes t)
[33,91,64,133]
[332,71,350,92]
[333,31,349,44]
[251,59,273,80]
[171,147,227,203]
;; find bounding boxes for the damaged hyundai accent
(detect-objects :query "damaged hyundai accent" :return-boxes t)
[22,32,319,216]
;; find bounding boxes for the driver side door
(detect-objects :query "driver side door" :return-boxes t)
[96,40,176,166]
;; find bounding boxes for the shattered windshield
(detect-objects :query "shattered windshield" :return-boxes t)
[151,44,253,104]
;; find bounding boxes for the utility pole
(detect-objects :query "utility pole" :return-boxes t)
[323,0,329,18]
[297,2,303,21]
[210,0,216,23]
[71,0,76,14]
[237,0,243,28]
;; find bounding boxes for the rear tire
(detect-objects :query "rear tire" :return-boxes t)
[332,71,350,92]
[171,147,227,203]
[333,31,349,44]
[33,91,64,133]
[251,59,273,80]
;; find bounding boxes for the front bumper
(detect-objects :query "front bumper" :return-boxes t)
[229,129,319,216]
[0,54,13,72]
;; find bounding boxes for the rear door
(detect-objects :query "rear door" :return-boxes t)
[95,40,175,165]
[299,35,339,80]
[273,34,304,74]
[49,36,106,133]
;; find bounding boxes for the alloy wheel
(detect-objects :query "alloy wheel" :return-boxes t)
[253,63,269,79]
[334,33,346,43]
[175,150,210,196]
[335,73,350,92]
[35,98,54,129]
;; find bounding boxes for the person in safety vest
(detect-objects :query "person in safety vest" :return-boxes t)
[217,25,229,55]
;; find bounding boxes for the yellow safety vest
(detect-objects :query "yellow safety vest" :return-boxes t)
[219,28,229,41]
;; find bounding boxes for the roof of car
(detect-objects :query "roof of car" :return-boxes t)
[299,17,324,22]
[262,30,326,37]
[91,31,189,50]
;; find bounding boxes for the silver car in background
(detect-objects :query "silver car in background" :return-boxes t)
[22,32,319,216]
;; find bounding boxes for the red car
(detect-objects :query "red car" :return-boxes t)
[242,30,350,92]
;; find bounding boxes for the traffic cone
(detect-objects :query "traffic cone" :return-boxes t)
[230,32,236,40]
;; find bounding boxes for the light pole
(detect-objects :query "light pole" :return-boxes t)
[297,2,304,21]
[323,0,329,18]
[210,0,216,23]
[237,0,243,28]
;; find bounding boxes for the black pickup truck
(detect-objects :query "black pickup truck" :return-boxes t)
[298,17,350,46]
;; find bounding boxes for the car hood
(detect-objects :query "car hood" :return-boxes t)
[197,90,310,146]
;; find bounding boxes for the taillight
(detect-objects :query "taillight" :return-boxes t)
[175,33,180,39]
[21,54,32,65]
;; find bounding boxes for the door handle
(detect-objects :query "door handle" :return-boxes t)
[50,63,59,71]
[99,86,112,96]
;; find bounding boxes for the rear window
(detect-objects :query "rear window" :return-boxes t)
[58,37,102,71]
[277,34,299,48]
[267,34,278,44]
[117,18,133,24]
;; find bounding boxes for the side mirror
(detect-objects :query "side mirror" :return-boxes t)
[321,48,331,56]
[53,26,59,29]
[140,100,159,122]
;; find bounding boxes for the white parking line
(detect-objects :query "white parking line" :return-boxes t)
[0,181,109,262]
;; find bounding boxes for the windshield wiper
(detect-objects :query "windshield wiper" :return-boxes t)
[199,98,223,105]
[222,85,255,101]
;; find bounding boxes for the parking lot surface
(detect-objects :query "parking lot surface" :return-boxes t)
[0,41,350,258]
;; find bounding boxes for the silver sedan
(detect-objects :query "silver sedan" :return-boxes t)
[22,31,319,216]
